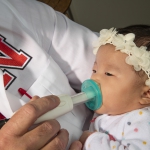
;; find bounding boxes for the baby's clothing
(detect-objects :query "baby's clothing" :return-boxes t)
[84,107,150,150]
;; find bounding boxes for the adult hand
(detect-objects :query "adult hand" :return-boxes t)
[79,131,94,145]
[0,95,69,150]
[69,141,82,150]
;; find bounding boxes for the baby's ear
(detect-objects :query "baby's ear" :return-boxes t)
[140,87,150,105]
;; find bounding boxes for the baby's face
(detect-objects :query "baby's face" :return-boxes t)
[91,44,146,115]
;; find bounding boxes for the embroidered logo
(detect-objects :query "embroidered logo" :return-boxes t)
[0,35,32,89]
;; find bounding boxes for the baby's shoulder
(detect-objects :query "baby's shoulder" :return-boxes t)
[124,107,150,124]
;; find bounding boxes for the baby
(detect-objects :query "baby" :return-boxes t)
[81,25,150,150]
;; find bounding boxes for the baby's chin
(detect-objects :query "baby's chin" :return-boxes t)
[94,108,122,115]
[94,107,106,115]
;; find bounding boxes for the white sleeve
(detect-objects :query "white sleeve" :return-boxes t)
[84,111,150,150]
[7,0,98,91]
[48,11,98,91]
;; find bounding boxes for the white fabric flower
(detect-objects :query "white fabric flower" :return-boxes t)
[93,28,117,54]
[93,28,150,87]
[146,79,150,86]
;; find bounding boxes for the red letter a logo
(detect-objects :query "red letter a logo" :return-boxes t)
[0,35,32,89]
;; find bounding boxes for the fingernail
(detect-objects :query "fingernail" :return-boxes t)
[76,141,82,149]
[50,96,60,104]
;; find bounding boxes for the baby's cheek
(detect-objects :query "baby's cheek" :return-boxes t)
[94,105,106,114]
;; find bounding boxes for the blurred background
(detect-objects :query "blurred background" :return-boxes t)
[38,0,150,32]
[70,0,150,32]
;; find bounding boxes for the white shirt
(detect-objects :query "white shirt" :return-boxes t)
[0,0,98,148]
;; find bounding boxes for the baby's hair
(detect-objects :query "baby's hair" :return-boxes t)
[116,25,150,80]
[117,25,150,51]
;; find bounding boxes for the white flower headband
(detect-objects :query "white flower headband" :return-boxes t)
[93,28,150,87]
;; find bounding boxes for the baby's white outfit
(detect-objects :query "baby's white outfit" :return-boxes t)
[84,107,150,150]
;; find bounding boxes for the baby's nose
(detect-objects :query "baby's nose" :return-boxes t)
[91,74,101,84]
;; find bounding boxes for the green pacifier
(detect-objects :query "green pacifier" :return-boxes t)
[81,79,102,110]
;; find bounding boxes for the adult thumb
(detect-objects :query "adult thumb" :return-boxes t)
[69,141,82,150]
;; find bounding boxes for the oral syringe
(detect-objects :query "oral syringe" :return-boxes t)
[35,79,102,124]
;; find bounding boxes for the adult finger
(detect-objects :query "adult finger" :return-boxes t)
[21,120,60,150]
[69,141,82,150]
[2,95,60,136]
[41,129,69,150]
[79,131,93,145]
[30,95,40,101]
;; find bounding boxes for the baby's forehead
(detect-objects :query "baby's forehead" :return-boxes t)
[104,64,121,72]
[95,47,134,72]
[96,45,128,63]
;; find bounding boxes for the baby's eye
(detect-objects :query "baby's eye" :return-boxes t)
[93,70,96,73]
[105,72,113,76]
